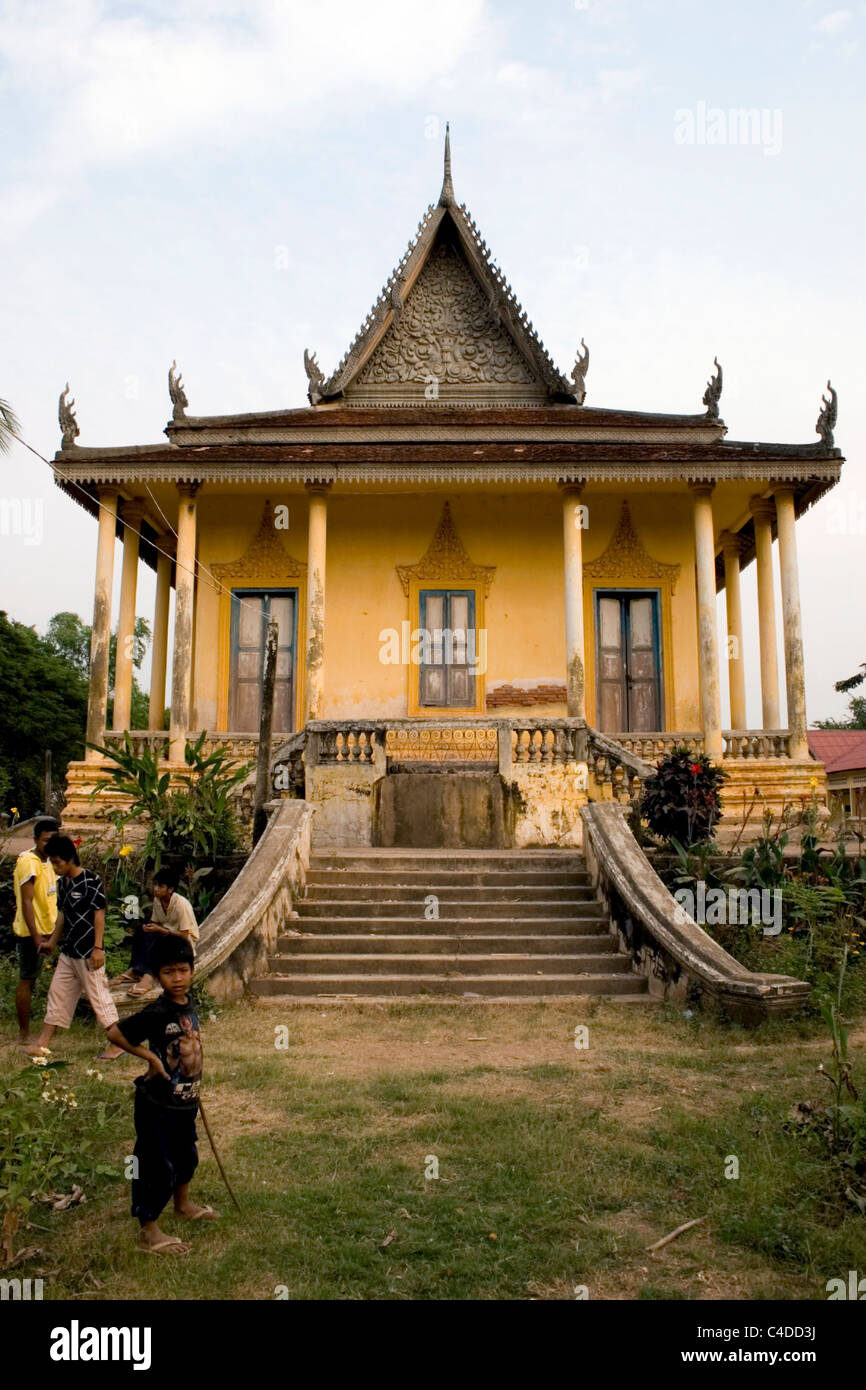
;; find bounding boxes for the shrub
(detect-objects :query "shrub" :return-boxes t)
[639,746,725,847]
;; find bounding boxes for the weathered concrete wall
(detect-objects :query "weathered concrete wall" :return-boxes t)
[718,759,828,844]
[377,771,505,848]
[306,763,383,848]
[501,765,588,848]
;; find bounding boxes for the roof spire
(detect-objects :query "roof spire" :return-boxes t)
[439,121,454,207]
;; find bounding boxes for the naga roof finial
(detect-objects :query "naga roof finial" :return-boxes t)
[439,121,454,208]
[702,356,723,420]
[816,379,837,447]
[304,348,326,405]
[58,383,79,449]
[570,339,589,405]
[168,360,189,421]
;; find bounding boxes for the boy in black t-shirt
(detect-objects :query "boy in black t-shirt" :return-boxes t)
[26,836,119,1057]
[107,936,218,1254]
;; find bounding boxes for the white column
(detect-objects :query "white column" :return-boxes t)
[561,484,587,719]
[148,547,172,731]
[721,531,747,731]
[749,496,781,731]
[774,487,809,760]
[85,489,119,760]
[112,503,143,731]
[304,484,329,721]
[691,483,723,759]
[169,484,198,761]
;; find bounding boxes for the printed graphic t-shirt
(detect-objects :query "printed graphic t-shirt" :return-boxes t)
[13,851,57,937]
[116,994,203,1109]
[58,868,106,959]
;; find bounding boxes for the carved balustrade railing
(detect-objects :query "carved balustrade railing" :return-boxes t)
[609,730,794,761]
[99,730,170,760]
[610,732,704,759]
[722,730,792,759]
[585,727,656,804]
[98,730,280,766]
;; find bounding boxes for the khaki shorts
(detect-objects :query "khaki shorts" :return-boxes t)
[43,954,119,1030]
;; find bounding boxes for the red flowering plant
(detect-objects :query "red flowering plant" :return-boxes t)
[638,745,725,848]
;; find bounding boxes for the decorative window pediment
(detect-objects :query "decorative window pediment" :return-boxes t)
[584,501,681,594]
[396,502,496,596]
[211,500,307,585]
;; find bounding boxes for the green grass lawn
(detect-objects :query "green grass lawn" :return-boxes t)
[2,995,865,1300]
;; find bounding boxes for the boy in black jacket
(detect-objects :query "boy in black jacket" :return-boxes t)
[106,936,218,1254]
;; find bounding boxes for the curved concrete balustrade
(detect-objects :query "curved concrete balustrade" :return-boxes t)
[110,797,314,1011]
[197,798,314,1000]
[581,802,810,1023]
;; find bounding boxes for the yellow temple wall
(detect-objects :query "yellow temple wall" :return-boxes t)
[188,489,704,732]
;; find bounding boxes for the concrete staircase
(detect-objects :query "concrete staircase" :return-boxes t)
[250,849,647,1001]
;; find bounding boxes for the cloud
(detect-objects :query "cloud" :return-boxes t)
[0,0,487,218]
[813,8,853,34]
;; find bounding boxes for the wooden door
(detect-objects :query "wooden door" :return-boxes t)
[419,589,476,708]
[595,591,661,733]
[230,589,297,733]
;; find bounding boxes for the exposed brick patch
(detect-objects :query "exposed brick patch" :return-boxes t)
[486,684,567,707]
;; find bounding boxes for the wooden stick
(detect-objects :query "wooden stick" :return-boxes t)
[646,1215,706,1253]
[198,1097,242,1213]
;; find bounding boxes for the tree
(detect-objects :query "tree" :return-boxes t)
[0,611,89,816]
[0,398,20,454]
[813,664,866,730]
[44,611,152,727]
[813,697,866,731]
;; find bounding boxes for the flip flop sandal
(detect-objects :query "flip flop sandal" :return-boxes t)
[127,980,153,998]
[178,1205,219,1221]
[115,971,139,983]
[141,1238,190,1255]
[95,1051,121,1061]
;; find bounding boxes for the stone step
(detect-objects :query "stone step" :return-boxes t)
[303,881,593,900]
[297,897,599,918]
[275,933,618,956]
[250,972,646,998]
[306,869,589,888]
[286,914,607,933]
[310,851,587,871]
[265,952,630,977]
[281,916,609,938]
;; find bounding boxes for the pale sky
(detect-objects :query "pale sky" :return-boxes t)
[0,0,863,726]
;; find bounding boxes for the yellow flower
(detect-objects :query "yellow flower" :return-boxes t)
[11,806,18,813]
[119,845,133,858]
[809,778,819,789]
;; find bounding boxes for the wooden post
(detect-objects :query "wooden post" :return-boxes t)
[44,750,52,815]
[252,620,279,846]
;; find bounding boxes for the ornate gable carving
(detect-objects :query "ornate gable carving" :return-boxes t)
[396,502,496,595]
[211,500,306,585]
[584,501,681,593]
[347,232,547,405]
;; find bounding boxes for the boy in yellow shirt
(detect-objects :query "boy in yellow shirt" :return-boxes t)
[12,817,60,1044]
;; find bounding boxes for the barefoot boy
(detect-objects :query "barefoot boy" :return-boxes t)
[26,835,119,1056]
[106,935,217,1254]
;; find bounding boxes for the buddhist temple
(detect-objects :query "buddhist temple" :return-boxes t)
[56,128,842,855]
